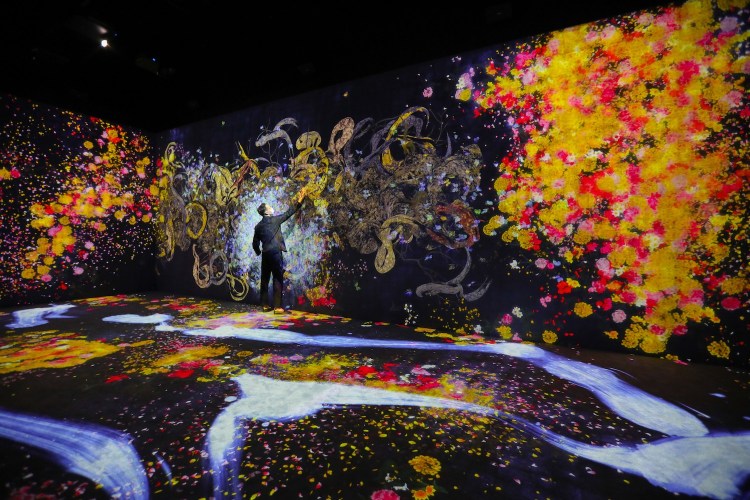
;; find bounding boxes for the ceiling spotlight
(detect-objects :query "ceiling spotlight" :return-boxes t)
[100,39,109,48]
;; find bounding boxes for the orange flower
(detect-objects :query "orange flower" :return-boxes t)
[409,455,441,476]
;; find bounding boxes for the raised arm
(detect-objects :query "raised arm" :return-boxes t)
[276,200,302,223]
[276,188,308,223]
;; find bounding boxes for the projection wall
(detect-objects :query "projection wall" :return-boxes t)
[154,0,748,366]
[0,94,158,307]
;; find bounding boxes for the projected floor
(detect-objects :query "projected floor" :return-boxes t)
[1,294,748,499]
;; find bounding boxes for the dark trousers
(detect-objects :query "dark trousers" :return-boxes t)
[260,251,284,308]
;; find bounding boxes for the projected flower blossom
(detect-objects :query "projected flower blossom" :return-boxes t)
[0,95,157,304]
[471,0,748,359]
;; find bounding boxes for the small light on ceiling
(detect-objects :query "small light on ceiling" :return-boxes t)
[100,39,109,48]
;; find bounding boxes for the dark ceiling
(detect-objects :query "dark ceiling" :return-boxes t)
[1,0,675,132]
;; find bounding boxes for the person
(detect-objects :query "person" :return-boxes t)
[252,188,307,313]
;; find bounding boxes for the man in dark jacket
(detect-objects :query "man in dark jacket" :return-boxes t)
[252,189,306,313]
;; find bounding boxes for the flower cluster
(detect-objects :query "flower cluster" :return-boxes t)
[472,0,748,359]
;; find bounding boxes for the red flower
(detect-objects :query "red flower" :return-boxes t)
[557,281,572,294]
[105,374,130,384]
[721,297,741,311]
[650,325,666,335]
[673,325,688,336]
[596,298,612,311]
[312,296,337,307]
[356,366,378,377]
[676,60,700,85]
[168,368,195,379]
[416,375,441,391]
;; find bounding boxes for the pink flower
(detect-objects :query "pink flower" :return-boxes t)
[422,87,433,98]
[515,52,535,68]
[612,309,627,323]
[720,16,738,33]
[673,325,688,336]
[411,366,432,376]
[595,258,611,272]
[723,90,743,108]
[371,490,399,500]
[535,258,548,269]
[501,313,513,325]
[601,25,616,39]
[637,13,654,25]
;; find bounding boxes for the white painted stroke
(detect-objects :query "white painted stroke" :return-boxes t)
[7,304,75,328]
[0,408,148,499]
[206,373,521,496]
[103,313,174,324]
[540,429,750,500]
[206,374,750,500]
[181,325,707,438]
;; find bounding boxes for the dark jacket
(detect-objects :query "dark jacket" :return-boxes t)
[252,201,301,255]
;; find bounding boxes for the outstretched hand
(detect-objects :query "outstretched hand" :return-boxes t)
[294,186,308,203]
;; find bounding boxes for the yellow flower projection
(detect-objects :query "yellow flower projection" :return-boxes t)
[471,0,748,359]
[409,455,442,476]
[0,332,120,374]
[18,121,158,285]
[542,330,558,343]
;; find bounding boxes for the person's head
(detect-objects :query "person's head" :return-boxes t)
[257,203,275,216]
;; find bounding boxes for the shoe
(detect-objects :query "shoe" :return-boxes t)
[273,307,284,314]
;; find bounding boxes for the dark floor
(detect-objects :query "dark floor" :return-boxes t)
[1,293,749,499]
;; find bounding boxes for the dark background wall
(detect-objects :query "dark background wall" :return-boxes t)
[0,94,157,307]
[153,1,748,367]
